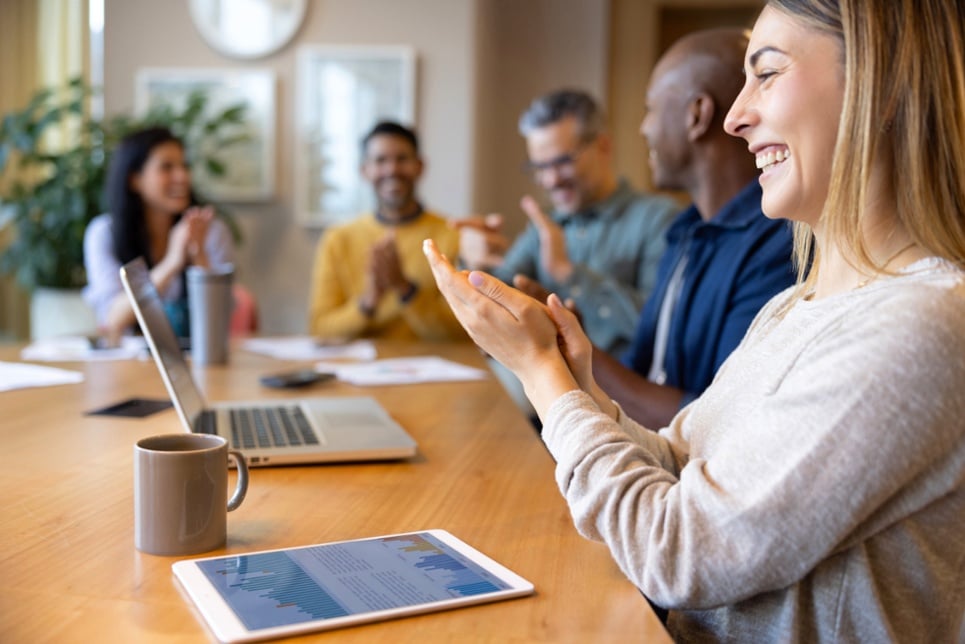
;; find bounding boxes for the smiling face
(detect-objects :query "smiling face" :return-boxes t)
[524,115,611,215]
[724,5,845,227]
[129,141,191,216]
[361,133,423,216]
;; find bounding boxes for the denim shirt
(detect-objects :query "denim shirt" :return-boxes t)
[493,180,679,355]
[621,181,796,405]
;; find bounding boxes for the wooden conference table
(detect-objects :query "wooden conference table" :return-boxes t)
[0,340,670,642]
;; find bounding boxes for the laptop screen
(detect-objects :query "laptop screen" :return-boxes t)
[119,257,205,432]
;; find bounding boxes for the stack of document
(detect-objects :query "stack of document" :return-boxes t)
[239,336,489,386]
[0,361,84,392]
[315,356,488,386]
[20,336,147,362]
[240,337,377,361]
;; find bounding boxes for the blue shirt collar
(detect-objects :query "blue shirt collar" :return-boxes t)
[667,180,763,240]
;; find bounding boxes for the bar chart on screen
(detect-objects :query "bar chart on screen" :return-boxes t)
[192,531,520,631]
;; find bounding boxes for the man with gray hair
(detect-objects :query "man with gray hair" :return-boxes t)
[456,89,678,356]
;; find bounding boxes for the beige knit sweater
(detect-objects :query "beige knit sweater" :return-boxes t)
[542,257,965,643]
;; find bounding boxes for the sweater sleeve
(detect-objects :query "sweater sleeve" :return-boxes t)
[82,215,122,324]
[541,284,965,610]
[307,228,371,339]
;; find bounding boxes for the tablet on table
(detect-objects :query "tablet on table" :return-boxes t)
[173,529,535,642]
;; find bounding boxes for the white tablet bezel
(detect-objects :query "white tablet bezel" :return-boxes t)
[172,529,535,643]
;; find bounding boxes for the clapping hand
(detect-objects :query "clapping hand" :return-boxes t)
[166,205,214,269]
[520,195,573,284]
[451,213,510,270]
[370,232,409,293]
[360,232,412,315]
[423,238,582,416]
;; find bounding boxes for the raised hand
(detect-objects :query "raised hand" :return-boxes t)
[359,251,384,316]
[546,295,592,390]
[165,218,193,269]
[370,232,409,293]
[451,213,509,270]
[512,273,551,303]
[165,205,214,270]
[360,232,415,316]
[546,293,617,419]
[520,195,573,284]
[423,238,580,416]
[547,293,618,419]
[181,206,214,266]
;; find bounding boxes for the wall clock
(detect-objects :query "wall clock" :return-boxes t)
[189,0,308,59]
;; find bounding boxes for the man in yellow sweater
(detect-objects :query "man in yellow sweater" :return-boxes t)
[308,121,465,341]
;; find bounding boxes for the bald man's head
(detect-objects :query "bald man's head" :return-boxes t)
[657,27,749,120]
[641,28,750,192]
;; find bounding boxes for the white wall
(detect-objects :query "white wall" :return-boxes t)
[103,0,609,333]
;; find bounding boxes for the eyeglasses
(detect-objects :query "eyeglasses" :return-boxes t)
[522,138,595,181]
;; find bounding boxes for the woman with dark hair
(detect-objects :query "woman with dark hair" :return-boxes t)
[424,0,965,640]
[83,127,234,342]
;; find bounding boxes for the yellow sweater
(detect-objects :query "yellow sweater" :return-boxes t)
[308,212,466,341]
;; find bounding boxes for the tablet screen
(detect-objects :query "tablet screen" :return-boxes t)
[175,530,533,639]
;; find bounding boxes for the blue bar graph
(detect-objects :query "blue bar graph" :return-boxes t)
[388,534,503,596]
[199,552,349,630]
[195,532,511,632]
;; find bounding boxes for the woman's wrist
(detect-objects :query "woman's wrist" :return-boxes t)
[588,382,618,420]
[189,247,210,268]
[151,256,182,291]
[519,354,581,418]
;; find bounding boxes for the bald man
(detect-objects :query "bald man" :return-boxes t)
[591,27,796,429]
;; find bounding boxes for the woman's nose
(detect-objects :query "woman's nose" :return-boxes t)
[724,85,754,138]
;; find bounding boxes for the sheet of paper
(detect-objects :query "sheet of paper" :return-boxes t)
[20,336,147,362]
[241,336,377,361]
[0,361,84,392]
[315,356,488,386]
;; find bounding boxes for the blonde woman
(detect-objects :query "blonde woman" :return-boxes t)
[423,0,965,640]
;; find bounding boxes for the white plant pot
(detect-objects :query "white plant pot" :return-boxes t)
[30,287,98,340]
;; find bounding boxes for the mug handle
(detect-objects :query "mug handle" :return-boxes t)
[227,449,249,512]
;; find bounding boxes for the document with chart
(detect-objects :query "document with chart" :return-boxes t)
[173,530,534,642]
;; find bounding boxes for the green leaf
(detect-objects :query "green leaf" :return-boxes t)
[217,104,248,124]
[205,157,226,176]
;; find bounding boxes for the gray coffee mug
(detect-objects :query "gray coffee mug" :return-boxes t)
[134,433,248,556]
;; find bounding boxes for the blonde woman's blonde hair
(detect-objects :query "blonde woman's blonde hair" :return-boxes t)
[768,0,965,291]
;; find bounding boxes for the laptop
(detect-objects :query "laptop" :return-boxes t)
[119,257,417,466]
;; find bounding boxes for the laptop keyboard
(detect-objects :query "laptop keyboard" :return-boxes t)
[199,406,320,449]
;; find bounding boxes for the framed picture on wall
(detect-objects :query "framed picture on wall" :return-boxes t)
[294,45,416,227]
[134,68,276,202]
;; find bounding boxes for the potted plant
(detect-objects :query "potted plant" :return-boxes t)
[0,77,245,339]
